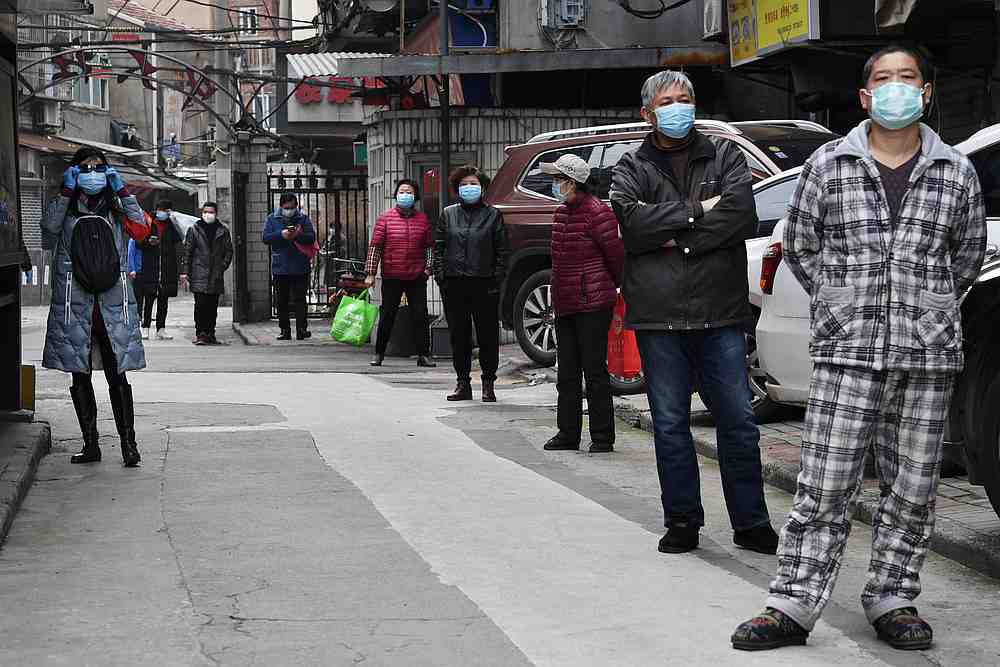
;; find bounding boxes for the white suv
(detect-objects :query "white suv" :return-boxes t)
[754,124,1000,515]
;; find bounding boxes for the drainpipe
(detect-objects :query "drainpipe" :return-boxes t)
[439,0,449,217]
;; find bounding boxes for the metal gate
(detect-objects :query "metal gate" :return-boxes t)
[267,168,368,318]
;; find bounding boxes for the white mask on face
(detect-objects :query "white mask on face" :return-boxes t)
[203,212,216,223]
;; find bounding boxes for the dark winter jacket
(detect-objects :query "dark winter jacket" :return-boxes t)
[182,219,234,294]
[551,193,624,316]
[41,192,149,374]
[433,202,508,284]
[610,131,758,330]
[262,208,317,276]
[135,216,183,297]
[368,206,433,280]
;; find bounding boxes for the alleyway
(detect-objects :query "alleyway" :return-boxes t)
[5,299,1000,665]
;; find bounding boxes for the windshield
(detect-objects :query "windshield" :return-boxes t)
[739,127,840,171]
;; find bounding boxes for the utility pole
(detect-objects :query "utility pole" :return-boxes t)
[439,0,449,216]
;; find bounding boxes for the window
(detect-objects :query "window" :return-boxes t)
[255,92,273,129]
[72,55,110,110]
[239,8,259,35]
[971,144,1000,218]
[752,175,799,237]
[519,145,604,200]
[595,140,641,200]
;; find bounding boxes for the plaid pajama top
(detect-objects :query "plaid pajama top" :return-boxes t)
[784,121,987,374]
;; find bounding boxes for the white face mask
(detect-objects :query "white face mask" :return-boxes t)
[203,212,216,223]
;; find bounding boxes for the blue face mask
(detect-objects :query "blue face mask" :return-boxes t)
[458,184,482,205]
[78,171,108,195]
[396,192,415,209]
[155,211,169,221]
[551,181,567,202]
[653,103,696,140]
[868,82,925,130]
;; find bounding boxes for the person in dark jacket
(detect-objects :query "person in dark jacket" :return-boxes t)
[262,193,317,340]
[135,200,183,340]
[180,201,233,345]
[42,146,147,467]
[366,179,436,368]
[434,165,508,403]
[610,70,778,556]
[540,154,625,454]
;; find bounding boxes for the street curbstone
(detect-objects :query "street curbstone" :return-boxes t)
[0,422,51,548]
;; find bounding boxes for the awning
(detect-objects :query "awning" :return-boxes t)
[18,132,79,155]
[59,135,154,159]
[334,45,729,77]
[286,52,391,79]
[18,132,198,194]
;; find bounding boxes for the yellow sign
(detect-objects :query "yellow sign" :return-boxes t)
[727,0,757,66]
[757,0,810,51]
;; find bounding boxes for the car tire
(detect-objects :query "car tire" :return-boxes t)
[974,368,1000,518]
[747,309,785,424]
[610,372,646,396]
[514,269,558,367]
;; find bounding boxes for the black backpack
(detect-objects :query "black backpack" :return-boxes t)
[71,214,121,293]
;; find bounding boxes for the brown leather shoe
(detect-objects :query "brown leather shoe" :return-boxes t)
[447,381,472,401]
[482,380,497,403]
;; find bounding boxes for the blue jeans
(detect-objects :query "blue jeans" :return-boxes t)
[636,326,770,531]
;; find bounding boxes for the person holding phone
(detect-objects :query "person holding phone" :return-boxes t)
[262,193,317,340]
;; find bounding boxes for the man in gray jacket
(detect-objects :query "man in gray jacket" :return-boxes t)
[733,46,986,652]
[610,70,778,556]
[180,201,233,345]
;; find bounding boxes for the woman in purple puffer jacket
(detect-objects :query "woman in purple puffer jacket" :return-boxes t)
[365,179,436,368]
[541,154,625,454]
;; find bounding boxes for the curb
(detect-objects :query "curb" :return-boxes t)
[0,422,51,548]
[613,400,1000,580]
[232,321,257,346]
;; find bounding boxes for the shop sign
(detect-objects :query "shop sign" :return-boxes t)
[728,0,819,67]
[295,77,356,105]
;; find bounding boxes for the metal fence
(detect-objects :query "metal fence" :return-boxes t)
[267,168,369,319]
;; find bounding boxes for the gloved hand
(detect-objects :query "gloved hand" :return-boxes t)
[106,167,125,193]
[62,165,79,190]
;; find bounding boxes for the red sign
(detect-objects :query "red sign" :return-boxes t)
[294,76,357,105]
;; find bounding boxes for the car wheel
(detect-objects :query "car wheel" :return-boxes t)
[747,310,784,424]
[610,371,646,396]
[975,370,1000,518]
[514,269,557,366]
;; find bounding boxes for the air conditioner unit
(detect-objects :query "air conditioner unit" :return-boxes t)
[540,0,586,29]
[33,99,62,133]
[703,0,724,41]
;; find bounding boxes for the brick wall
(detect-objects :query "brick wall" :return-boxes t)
[229,138,274,322]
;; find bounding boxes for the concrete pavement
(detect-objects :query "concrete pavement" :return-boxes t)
[8,298,1000,665]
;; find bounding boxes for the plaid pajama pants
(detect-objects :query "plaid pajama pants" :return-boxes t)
[766,363,954,631]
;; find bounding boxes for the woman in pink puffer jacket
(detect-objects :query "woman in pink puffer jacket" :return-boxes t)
[365,179,436,368]
[541,154,624,453]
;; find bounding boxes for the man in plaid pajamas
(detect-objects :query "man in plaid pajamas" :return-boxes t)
[732,46,986,651]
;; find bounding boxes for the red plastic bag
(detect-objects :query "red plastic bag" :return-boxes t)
[294,238,321,260]
[608,293,642,378]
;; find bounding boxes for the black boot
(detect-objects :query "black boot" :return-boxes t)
[276,329,292,341]
[370,353,384,366]
[482,380,497,403]
[109,384,141,467]
[296,329,312,341]
[417,355,436,368]
[70,384,101,464]
[447,381,473,401]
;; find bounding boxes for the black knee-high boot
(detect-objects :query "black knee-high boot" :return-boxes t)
[109,384,141,467]
[70,383,101,464]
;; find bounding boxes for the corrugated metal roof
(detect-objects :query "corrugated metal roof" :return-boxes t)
[286,52,391,79]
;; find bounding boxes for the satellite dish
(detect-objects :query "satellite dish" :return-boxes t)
[363,0,397,11]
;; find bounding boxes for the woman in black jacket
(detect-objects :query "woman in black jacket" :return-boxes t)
[434,165,508,403]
